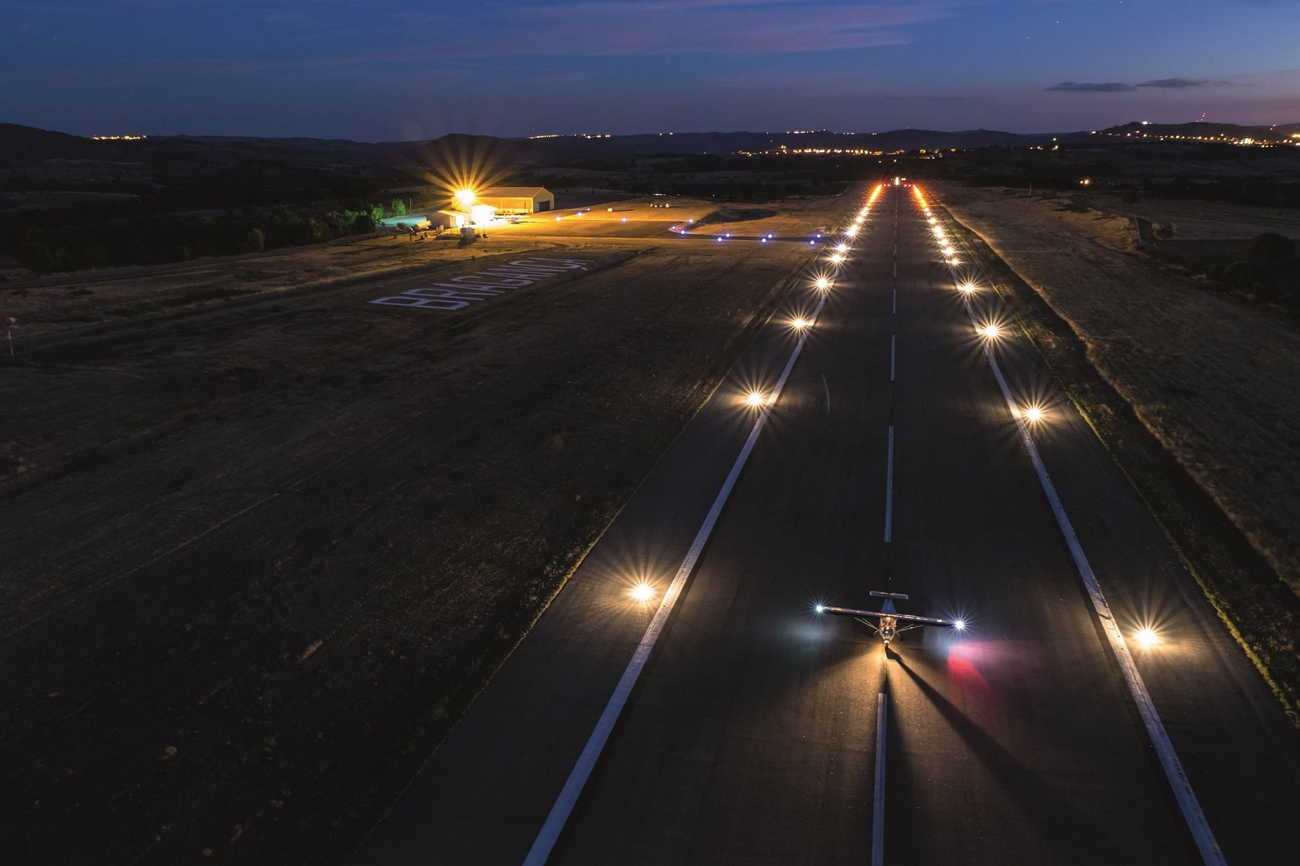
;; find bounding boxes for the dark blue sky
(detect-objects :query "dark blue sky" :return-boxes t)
[4,1,1298,140]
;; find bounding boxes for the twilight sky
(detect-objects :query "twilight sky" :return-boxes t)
[3,0,1298,140]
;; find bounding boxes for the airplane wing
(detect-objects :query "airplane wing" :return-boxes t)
[816,605,957,628]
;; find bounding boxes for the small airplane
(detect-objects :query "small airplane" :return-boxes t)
[815,590,964,646]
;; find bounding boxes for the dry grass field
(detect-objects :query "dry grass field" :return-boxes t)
[938,184,1300,594]
[1072,192,1300,241]
[0,193,848,864]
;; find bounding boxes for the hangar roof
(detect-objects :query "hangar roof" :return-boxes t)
[480,186,552,197]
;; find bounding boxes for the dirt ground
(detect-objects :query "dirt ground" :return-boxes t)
[0,193,849,864]
[935,183,1300,599]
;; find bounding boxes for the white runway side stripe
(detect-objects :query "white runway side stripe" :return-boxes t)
[937,225,1226,865]
[872,692,888,866]
[521,291,829,866]
[977,331,1226,866]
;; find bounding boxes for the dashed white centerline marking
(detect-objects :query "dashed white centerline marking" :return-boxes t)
[889,334,897,383]
[883,425,895,543]
[931,196,1226,866]
[521,288,830,866]
[872,692,888,866]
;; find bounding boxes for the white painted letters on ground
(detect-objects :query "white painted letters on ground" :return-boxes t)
[370,258,593,311]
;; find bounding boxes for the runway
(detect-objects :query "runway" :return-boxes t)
[356,184,1297,866]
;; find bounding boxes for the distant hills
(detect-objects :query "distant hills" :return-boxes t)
[1097,120,1300,141]
[3,121,1298,167]
[0,123,104,161]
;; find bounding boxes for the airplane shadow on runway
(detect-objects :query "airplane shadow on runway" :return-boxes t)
[886,651,1182,866]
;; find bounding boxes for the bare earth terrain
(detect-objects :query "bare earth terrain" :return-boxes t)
[0,194,846,864]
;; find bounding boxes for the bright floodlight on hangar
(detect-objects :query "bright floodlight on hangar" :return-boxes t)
[476,186,556,214]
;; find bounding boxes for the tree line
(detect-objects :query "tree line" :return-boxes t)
[3,198,413,276]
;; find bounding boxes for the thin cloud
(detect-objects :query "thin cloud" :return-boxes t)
[1048,77,1222,94]
[1137,78,1210,89]
[1046,81,1136,92]
[474,1,962,55]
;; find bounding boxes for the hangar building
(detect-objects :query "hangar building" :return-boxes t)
[477,187,555,214]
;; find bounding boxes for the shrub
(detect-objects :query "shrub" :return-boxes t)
[1222,260,1263,292]
[242,227,265,253]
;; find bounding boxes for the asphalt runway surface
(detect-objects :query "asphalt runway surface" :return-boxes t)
[356,185,1297,866]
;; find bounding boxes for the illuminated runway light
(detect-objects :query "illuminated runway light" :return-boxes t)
[957,281,979,295]
[789,316,812,331]
[1135,627,1161,649]
[954,619,967,631]
[835,242,849,253]
[630,583,657,603]
[947,257,961,266]
[977,322,1004,341]
[814,603,826,614]
[845,225,859,237]
[829,253,845,264]
[1016,404,1048,426]
[744,390,773,409]
[813,276,832,292]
